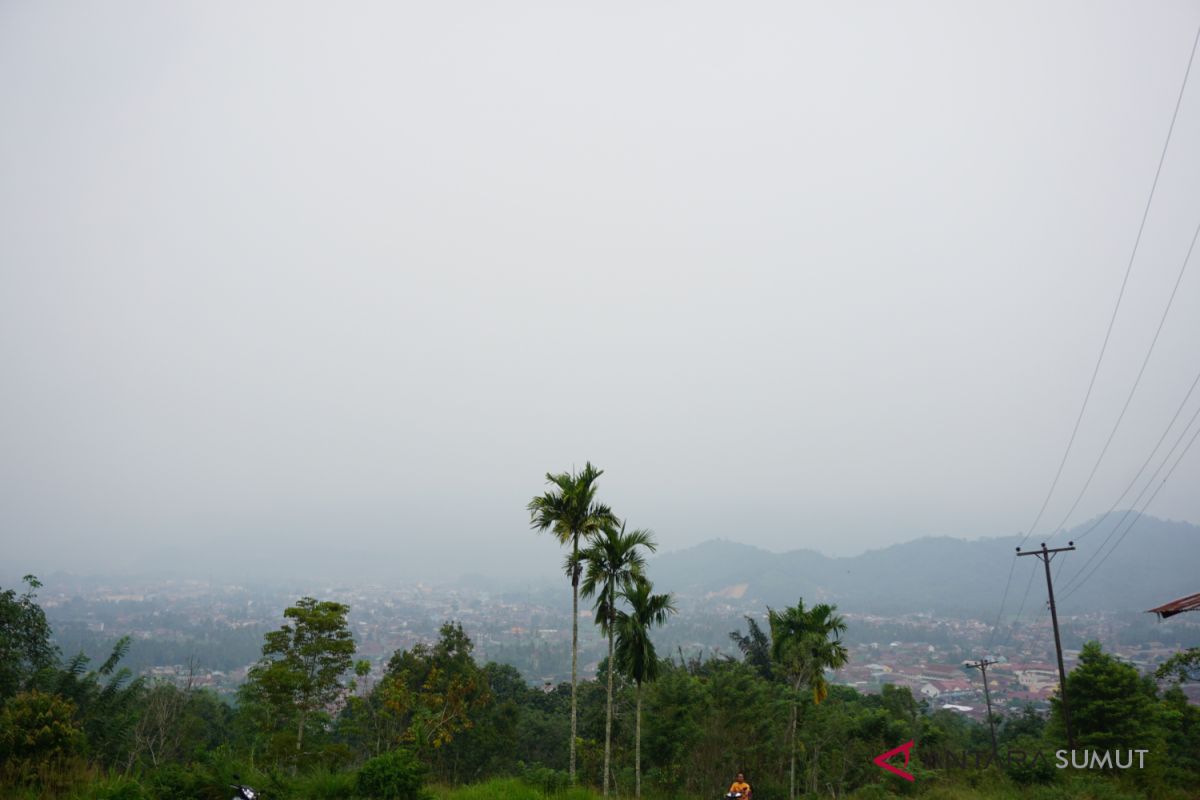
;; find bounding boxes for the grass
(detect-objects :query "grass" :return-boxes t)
[430,774,1195,800]
[3,768,1193,800]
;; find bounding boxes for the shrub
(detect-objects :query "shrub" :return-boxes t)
[357,749,428,800]
[846,785,890,800]
[0,690,85,761]
[296,767,359,800]
[145,763,207,799]
[1004,752,1056,786]
[70,775,149,800]
[521,765,569,795]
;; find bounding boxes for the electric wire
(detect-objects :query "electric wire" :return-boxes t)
[1061,397,1200,595]
[987,21,1200,638]
[1014,20,1200,552]
[1001,563,1040,650]
[985,557,1017,650]
[1044,216,1200,542]
[1060,410,1200,601]
[1071,366,1200,543]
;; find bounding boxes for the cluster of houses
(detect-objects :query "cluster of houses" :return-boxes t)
[834,645,1072,720]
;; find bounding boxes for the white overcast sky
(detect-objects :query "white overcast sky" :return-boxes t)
[2,1,1199,580]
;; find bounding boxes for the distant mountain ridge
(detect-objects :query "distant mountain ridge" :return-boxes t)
[649,514,1199,616]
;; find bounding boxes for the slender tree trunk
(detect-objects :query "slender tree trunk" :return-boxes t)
[570,538,580,784]
[603,615,614,797]
[809,743,820,795]
[788,698,797,800]
[635,683,642,799]
[296,708,307,775]
[789,675,802,800]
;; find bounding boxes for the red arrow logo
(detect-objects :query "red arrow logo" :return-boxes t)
[873,740,915,782]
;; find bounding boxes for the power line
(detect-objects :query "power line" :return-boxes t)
[1044,216,1200,541]
[1060,397,1200,595]
[1001,562,1039,650]
[986,20,1200,639]
[1070,369,1200,544]
[985,558,1017,650]
[1053,552,1069,587]
[1015,19,1200,551]
[1072,366,1200,543]
[1060,417,1200,601]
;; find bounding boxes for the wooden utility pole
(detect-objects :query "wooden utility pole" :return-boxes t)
[966,658,999,759]
[1016,541,1076,750]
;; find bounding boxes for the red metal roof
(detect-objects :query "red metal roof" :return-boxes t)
[1147,593,1200,620]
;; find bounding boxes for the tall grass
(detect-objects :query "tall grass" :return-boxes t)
[4,766,1190,800]
[434,777,602,800]
[432,774,1192,800]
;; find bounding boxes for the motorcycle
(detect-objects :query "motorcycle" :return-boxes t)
[725,792,746,800]
[230,783,259,800]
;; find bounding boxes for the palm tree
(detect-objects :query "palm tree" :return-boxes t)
[768,599,848,800]
[581,522,656,797]
[614,579,675,799]
[527,462,616,783]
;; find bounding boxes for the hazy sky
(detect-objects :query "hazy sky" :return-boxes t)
[2,1,1199,581]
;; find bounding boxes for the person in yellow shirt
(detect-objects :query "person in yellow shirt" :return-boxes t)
[727,773,751,800]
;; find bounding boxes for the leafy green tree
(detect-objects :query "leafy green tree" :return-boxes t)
[48,637,145,767]
[376,622,492,766]
[768,600,848,799]
[125,679,233,771]
[1156,647,1200,684]
[527,461,617,783]
[515,683,570,773]
[613,579,675,798]
[641,663,705,793]
[0,689,84,763]
[694,658,786,794]
[878,683,922,746]
[1160,684,1200,779]
[582,521,655,796]
[243,597,355,762]
[998,703,1045,744]
[1050,640,1162,758]
[730,615,773,681]
[128,682,188,769]
[0,576,58,701]
[433,661,523,782]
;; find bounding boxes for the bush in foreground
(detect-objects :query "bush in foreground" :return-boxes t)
[358,749,428,800]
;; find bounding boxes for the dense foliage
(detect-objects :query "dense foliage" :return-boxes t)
[3,573,1199,800]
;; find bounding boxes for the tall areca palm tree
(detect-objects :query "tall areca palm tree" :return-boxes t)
[581,522,656,797]
[614,579,675,799]
[768,599,848,800]
[527,462,616,783]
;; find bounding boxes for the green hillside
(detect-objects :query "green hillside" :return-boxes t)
[649,514,1200,616]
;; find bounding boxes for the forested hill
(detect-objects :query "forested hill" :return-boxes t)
[649,513,1199,617]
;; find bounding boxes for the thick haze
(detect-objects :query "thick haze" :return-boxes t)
[2,1,1199,583]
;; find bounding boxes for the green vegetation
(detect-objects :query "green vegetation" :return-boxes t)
[240,597,356,763]
[767,601,849,798]
[529,461,619,784]
[0,576,58,699]
[581,521,656,797]
[1155,647,1199,685]
[613,579,675,798]
[1,466,1198,799]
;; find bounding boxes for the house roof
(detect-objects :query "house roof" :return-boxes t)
[1147,592,1200,620]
